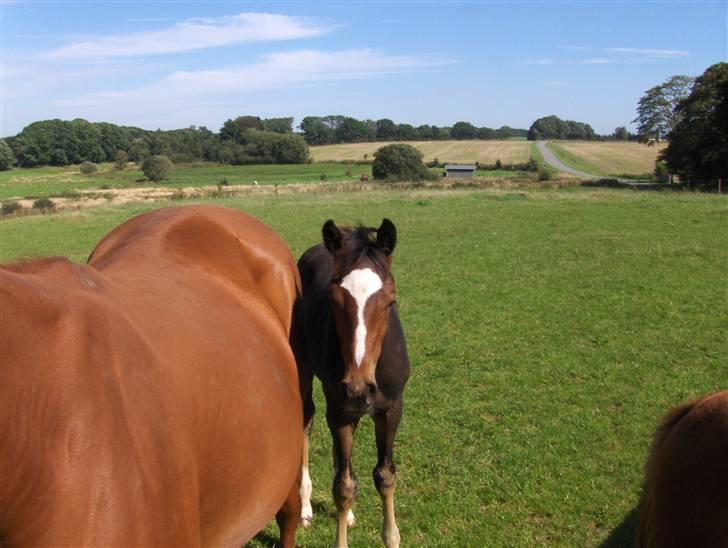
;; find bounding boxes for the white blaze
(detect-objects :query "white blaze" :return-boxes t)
[340,268,383,367]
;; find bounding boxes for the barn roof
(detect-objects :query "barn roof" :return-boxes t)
[445,164,477,170]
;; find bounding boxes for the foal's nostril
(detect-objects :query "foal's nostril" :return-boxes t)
[366,382,378,395]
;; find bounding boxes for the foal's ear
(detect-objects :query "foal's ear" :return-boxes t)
[376,218,397,255]
[322,220,342,254]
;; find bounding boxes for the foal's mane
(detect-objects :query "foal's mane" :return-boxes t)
[335,225,390,275]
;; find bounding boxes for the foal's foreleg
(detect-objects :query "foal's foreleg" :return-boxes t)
[329,416,359,548]
[373,398,403,548]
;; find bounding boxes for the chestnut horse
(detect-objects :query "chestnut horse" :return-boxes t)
[294,219,410,548]
[0,205,303,547]
[638,390,728,548]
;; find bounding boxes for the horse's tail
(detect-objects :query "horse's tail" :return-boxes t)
[637,399,697,548]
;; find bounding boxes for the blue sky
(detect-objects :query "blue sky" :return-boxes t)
[1,1,726,137]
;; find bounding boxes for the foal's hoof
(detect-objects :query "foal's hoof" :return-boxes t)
[382,525,400,548]
[300,514,313,528]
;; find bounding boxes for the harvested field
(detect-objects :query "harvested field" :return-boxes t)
[310,140,532,164]
[550,141,666,176]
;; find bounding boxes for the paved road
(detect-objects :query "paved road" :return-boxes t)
[536,141,596,178]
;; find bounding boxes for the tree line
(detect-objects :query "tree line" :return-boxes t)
[298,116,528,145]
[0,115,536,170]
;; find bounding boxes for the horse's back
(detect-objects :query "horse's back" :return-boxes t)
[639,391,728,548]
[0,206,302,546]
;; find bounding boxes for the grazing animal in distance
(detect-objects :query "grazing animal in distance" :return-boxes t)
[0,205,304,547]
[638,390,728,548]
[294,218,411,548]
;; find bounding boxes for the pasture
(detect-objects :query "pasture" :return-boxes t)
[0,162,374,202]
[1,188,725,546]
[310,140,532,165]
[548,141,666,177]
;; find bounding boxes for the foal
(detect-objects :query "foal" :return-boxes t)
[295,219,410,548]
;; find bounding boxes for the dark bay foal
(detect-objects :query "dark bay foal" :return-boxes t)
[294,219,410,548]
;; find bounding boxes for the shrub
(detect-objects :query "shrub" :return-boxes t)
[320,173,328,181]
[526,157,538,172]
[538,166,553,181]
[654,160,670,183]
[32,198,55,210]
[372,144,433,181]
[495,159,502,170]
[114,150,128,170]
[142,155,174,181]
[1,201,21,215]
[80,161,97,174]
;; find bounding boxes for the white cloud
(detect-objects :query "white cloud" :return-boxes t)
[47,13,334,59]
[605,47,689,58]
[577,57,614,64]
[516,58,553,66]
[52,48,456,121]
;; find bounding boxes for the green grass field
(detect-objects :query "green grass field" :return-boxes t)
[1,188,725,546]
[0,161,537,204]
[0,162,374,202]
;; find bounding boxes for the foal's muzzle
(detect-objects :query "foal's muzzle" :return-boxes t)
[342,379,377,405]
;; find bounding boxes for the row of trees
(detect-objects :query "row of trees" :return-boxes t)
[298,116,527,145]
[0,116,309,169]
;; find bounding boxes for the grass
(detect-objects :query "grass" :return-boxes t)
[310,140,532,164]
[0,162,374,201]
[0,161,536,203]
[1,188,726,546]
[547,141,666,177]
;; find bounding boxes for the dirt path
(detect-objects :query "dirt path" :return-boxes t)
[536,141,596,178]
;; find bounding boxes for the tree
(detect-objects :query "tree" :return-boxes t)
[614,126,629,140]
[299,117,335,145]
[262,117,293,133]
[372,144,432,181]
[661,63,728,187]
[0,139,16,170]
[376,118,397,140]
[633,75,694,144]
[451,121,477,140]
[527,115,596,140]
[142,155,174,181]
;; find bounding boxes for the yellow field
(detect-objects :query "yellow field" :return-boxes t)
[310,140,532,164]
[552,141,666,175]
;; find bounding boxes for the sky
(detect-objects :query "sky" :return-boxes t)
[1,0,726,137]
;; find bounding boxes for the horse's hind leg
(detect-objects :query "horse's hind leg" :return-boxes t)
[276,466,302,548]
[373,398,403,548]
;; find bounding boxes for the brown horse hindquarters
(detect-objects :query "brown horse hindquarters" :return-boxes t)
[639,391,728,548]
[0,206,303,547]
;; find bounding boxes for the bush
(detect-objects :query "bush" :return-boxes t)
[654,160,670,183]
[526,157,539,172]
[495,159,502,170]
[372,144,433,181]
[1,201,21,215]
[142,155,174,181]
[320,173,328,181]
[80,161,97,174]
[32,198,55,210]
[114,150,128,170]
[538,166,553,181]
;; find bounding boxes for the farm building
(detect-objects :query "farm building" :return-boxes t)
[445,164,477,178]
